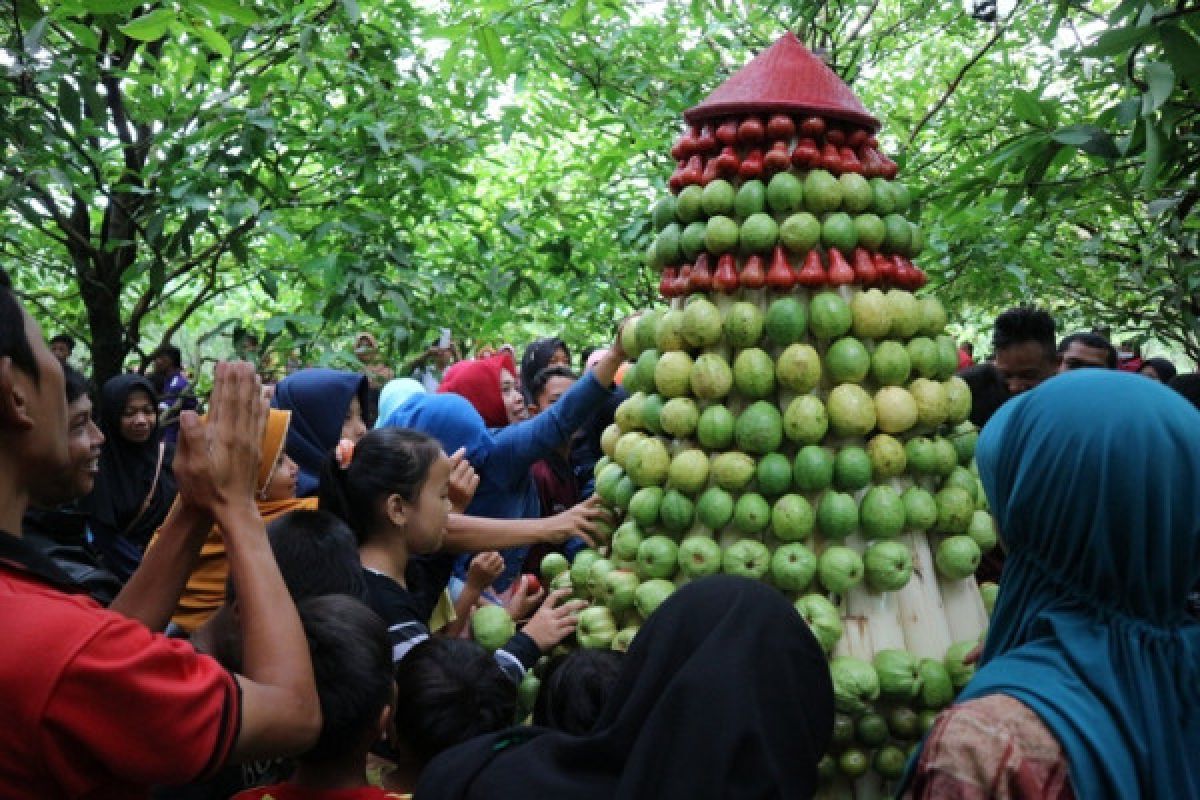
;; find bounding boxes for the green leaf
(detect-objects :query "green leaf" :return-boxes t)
[1080,23,1153,58]
[82,0,143,12]
[118,8,176,41]
[57,79,80,130]
[1141,116,1162,190]
[22,15,48,51]
[194,0,260,26]
[1159,23,1200,95]
[1143,61,1174,113]
[1050,125,1119,158]
[1011,89,1045,127]
[192,24,232,59]
[342,0,360,24]
[561,0,587,29]
[476,27,506,75]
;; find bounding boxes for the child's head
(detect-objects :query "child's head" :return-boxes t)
[533,649,624,735]
[319,427,450,553]
[258,409,299,502]
[391,638,517,767]
[295,594,394,765]
[528,365,578,415]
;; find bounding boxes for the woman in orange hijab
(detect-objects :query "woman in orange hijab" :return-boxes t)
[168,409,316,632]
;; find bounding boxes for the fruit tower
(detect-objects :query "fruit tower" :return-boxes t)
[552,33,996,797]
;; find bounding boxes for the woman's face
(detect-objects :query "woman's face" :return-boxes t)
[500,369,527,424]
[260,452,298,503]
[549,346,570,368]
[119,389,157,444]
[68,395,104,498]
[342,396,367,442]
[403,453,452,555]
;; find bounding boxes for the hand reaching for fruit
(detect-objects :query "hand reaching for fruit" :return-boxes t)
[446,447,480,513]
[539,495,610,547]
[521,588,587,652]
[466,551,504,591]
[504,573,546,621]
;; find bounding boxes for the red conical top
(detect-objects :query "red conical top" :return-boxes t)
[684,32,880,131]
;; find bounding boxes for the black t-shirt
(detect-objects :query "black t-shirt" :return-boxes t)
[959,363,1011,428]
[362,567,540,682]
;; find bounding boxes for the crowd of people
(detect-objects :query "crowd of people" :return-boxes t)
[3,265,1198,800]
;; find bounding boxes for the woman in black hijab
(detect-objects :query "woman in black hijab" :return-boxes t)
[414,575,835,800]
[81,374,177,582]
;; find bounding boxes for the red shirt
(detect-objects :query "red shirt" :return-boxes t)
[234,784,408,799]
[0,533,240,799]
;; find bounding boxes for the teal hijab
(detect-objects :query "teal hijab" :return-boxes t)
[375,378,426,428]
[912,370,1200,798]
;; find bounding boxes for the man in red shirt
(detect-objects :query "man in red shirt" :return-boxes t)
[0,268,320,798]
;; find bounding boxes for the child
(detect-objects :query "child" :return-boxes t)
[318,428,580,681]
[233,594,400,800]
[168,408,315,632]
[532,649,624,735]
[381,638,517,795]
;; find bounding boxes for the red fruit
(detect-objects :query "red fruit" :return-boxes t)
[737,116,765,144]
[675,264,694,295]
[874,252,896,285]
[848,129,869,149]
[523,574,542,593]
[738,148,764,180]
[859,146,881,178]
[766,114,796,141]
[880,154,899,180]
[682,154,704,186]
[713,253,739,293]
[826,128,846,147]
[668,161,686,192]
[910,264,929,288]
[839,147,863,174]
[715,119,739,145]
[799,116,826,138]
[740,254,767,289]
[852,247,877,285]
[660,266,679,297]
[827,248,855,286]
[894,255,925,289]
[696,123,717,154]
[670,133,689,161]
[763,141,791,175]
[690,253,713,292]
[866,135,879,149]
[796,249,828,287]
[701,158,720,186]
[714,145,740,177]
[767,245,795,290]
[821,143,843,172]
[791,137,820,168]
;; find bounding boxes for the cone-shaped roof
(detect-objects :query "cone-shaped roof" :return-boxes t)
[684,32,879,131]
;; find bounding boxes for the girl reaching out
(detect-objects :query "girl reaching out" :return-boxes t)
[320,428,582,681]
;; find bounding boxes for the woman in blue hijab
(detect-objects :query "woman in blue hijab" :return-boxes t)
[902,370,1200,799]
[376,378,427,427]
[271,368,369,496]
[380,335,624,592]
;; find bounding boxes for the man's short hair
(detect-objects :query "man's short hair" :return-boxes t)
[295,595,392,764]
[530,365,578,405]
[1057,332,1117,368]
[50,334,75,351]
[992,307,1056,358]
[63,365,90,405]
[1169,373,1200,411]
[152,344,182,368]
[0,267,38,381]
[227,510,368,604]
[391,638,516,766]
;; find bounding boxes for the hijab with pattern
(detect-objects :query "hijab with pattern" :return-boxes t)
[903,370,1200,799]
[415,576,834,800]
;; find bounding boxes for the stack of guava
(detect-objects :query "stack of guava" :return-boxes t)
[536,35,998,798]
